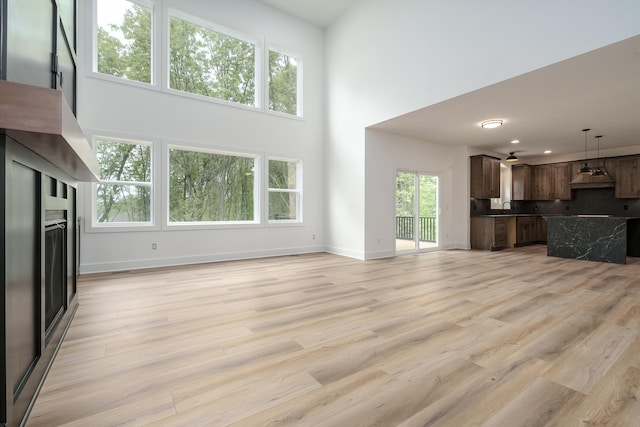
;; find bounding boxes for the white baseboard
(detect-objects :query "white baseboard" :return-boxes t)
[80,245,325,274]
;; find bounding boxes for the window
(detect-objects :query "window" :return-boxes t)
[168,147,258,223]
[268,159,301,222]
[168,13,257,106]
[94,136,153,225]
[95,0,153,84]
[269,50,300,116]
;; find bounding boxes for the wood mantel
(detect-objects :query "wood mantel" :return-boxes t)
[0,80,100,181]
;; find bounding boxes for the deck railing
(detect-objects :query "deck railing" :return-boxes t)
[396,216,437,242]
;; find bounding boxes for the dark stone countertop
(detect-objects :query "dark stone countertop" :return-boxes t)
[546,216,629,264]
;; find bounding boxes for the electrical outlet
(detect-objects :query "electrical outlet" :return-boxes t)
[152,243,157,250]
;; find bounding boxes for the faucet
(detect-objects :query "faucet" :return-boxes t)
[501,201,511,213]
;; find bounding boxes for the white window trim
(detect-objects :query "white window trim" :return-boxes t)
[88,0,159,89]
[165,9,263,110]
[85,131,161,233]
[87,0,305,118]
[267,156,303,224]
[164,142,262,229]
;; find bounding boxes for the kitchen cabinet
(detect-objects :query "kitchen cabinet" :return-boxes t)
[470,216,515,250]
[615,156,640,198]
[470,155,500,199]
[515,216,536,246]
[535,216,548,243]
[531,163,571,200]
[511,164,532,200]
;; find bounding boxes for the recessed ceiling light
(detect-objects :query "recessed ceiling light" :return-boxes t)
[511,139,520,144]
[480,119,503,129]
[544,150,552,154]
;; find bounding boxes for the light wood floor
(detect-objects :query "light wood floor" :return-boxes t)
[27,246,640,426]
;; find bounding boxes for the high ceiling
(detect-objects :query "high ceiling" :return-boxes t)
[371,34,640,163]
[258,1,640,163]
[257,0,359,28]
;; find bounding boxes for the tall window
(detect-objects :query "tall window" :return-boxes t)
[268,159,301,222]
[169,14,256,106]
[169,147,258,223]
[269,50,300,116]
[94,137,153,224]
[95,0,153,84]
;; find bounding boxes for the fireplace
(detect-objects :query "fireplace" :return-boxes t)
[44,216,67,337]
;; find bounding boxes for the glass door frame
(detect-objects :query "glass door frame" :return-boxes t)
[395,170,441,254]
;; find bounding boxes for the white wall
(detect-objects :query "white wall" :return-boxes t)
[77,0,325,273]
[325,0,640,259]
[364,129,469,258]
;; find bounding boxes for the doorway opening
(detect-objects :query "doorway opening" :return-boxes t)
[395,171,439,253]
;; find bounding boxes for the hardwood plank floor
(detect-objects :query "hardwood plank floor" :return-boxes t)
[26,246,640,426]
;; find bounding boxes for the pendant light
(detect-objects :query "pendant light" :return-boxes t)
[505,152,518,162]
[592,135,606,176]
[579,128,592,175]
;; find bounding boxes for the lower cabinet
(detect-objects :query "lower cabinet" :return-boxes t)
[472,215,548,250]
[515,216,535,246]
[535,216,548,243]
[471,216,515,250]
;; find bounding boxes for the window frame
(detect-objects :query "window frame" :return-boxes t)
[87,0,304,117]
[267,46,303,118]
[165,9,263,110]
[89,0,159,89]
[165,142,262,229]
[87,132,160,232]
[267,156,302,224]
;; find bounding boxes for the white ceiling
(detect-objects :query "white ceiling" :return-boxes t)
[258,1,640,163]
[371,34,640,163]
[257,0,359,28]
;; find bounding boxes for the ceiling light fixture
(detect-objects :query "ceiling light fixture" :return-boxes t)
[592,135,606,176]
[481,119,503,129]
[511,139,520,144]
[505,152,518,162]
[544,150,552,154]
[579,128,593,175]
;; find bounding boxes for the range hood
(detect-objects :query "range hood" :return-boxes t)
[570,163,615,189]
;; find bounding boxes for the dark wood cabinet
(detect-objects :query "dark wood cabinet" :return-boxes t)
[511,164,532,200]
[531,163,571,200]
[470,216,514,250]
[535,216,548,243]
[551,163,571,200]
[470,155,500,199]
[515,216,535,246]
[531,165,551,200]
[615,156,640,198]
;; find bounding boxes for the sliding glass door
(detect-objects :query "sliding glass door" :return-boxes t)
[395,171,439,253]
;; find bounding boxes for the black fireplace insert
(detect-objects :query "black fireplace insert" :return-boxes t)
[44,218,66,337]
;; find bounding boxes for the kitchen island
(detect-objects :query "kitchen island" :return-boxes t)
[546,215,640,264]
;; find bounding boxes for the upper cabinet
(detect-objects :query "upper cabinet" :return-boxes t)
[550,162,572,200]
[615,156,640,198]
[511,164,531,200]
[470,155,500,199]
[513,162,571,201]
